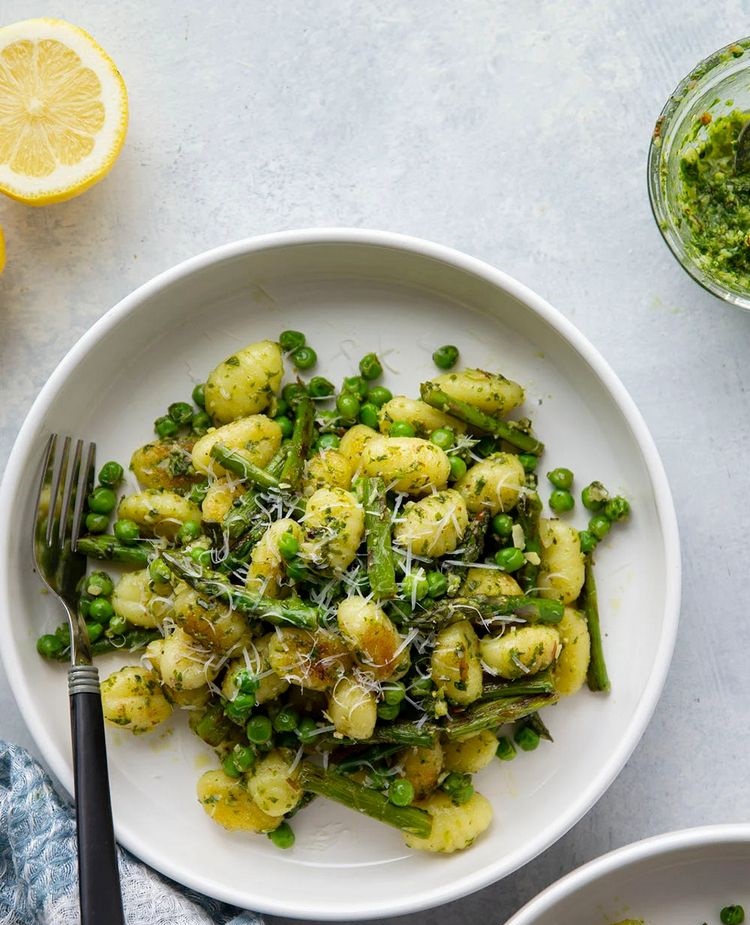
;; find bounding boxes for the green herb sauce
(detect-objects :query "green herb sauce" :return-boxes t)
[677,110,750,292]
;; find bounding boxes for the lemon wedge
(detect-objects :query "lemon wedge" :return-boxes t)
[0,19,128,206]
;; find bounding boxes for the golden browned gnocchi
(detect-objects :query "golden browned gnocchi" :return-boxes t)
[101,666,172,733]
[173,586,253,655]
[479,625,560,679]
[302,449,353,496]
[112,569,173,628]
[197,770,280,832]
[117,489,201,541]
[130,439,200,492]
[403,790,493,853]
[301,487,364,572]
[204,339,283,424]
[552,607,591,696]
[336,596,409,680]
[246,518,304,598]
[267,628,352,691]
[191,414,281,476]
[377,396,465,437]
[393,489,468,557]
[441,730,499,774]
[431,620,483,705]
[455,453,525,514]
[361,435,450,495]
[247,749,303,816]
[538,517,585,603]
[221,635,289,706]
[326,676,378,739]
[430,367,524,416]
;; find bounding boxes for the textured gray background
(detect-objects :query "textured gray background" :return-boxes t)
[1,1,749,923]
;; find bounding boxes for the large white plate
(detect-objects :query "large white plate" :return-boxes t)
[0,230,680,920]
[506,825,750,924]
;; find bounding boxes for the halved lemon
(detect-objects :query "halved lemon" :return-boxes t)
[0,19,128,206]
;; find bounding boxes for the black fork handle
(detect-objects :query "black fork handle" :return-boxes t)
[69,665,125,925]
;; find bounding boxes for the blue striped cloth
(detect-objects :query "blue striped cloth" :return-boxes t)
[0,742,264,925]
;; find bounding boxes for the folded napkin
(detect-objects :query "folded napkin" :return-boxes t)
[0,742,264,925]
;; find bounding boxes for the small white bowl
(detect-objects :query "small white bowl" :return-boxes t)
[0,229,680,919]
[506,825,750,925]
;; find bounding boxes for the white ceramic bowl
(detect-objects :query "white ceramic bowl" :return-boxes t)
[506,825,750,924]
[0,229,680,920]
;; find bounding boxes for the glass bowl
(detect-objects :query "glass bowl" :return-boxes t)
[647,37,750,309]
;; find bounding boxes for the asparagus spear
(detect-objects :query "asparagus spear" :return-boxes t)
[420,382,544,455]
[335,744,404,774]
[442,692,558,740]
[42,627,161,661]
[422,594,563,627]
[516,489,543,595]
[189,700,235,747]
[221,445,290,544]
[210,444,281,490]
[479,670,556,702]
[162,552,319,629]
[297,762,432,837]
[583,555,611,692]
[76,535,151,567]
[444,510,489,597]
[355,476,397,599]
[522,711,554,742]
[280,395,315,491]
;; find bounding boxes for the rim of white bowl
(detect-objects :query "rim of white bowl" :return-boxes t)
[0,228,681,919]
[505,823,750,924]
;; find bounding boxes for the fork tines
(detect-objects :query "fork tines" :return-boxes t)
[36,434,96,558]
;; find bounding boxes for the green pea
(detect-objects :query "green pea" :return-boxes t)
[491,514,514,538]
[389,420,415,438]
[231,744,256,772]
[721,906,745,925]
[235,669,260,696]
[88,597,114,624]
[367,770,389,791]
[409,676,433,698]
[514,725,540,751]
[494,547,525,572]
[401,571,428,601]
[189,547,213,567]
[246,714,273,744]
[88,486,117,515]
[496,736,517,761]
[78,595,92,619]
[282,382,308,406]
[268,821,295,849]
[382,682,406,705]
[277,532,300,561]
[191,410,211,436]
[549,489,574,513]
[279,330,306,351]
[291,345,317,370]
[432,344,459,370]
[149,557,172,584]
[274,414,294,438]
[187,481,209,505]
[168,401,194,426]
[285,559,307,582]
[222,753,242,778]
[98,461,124,487]
[317,433,341,450]
[86,622,104,643]
[518,453,538,473]
[581,480,609,512]
[604,496,630,522]
[342,375,369,399]
[85,571,114,598]
[36,633,65,659]
[85,512,109,533]
[358,402,379,429]
[441,771,474,804]
[366,386,392,408]
[377,702,401,721]
[426,570,448,599]
[578,530,598,555]
[274,397,289,417]
[589,515,611,540]
[449,456,467,480]
[224,694,256,725]
[359,352,383,381]
[55,622,71,644]
[192,383,206,408]
[155,415,179,439]
[336,391,360,422]
[177,520,202,545]
[297,716,319,744]
[388,778,414,807]
[475,436,497,458]
[113,518,140,544]
[107,614,128,636]
[308,376,335,398]
[429,427,454,450]
[273,707,300,733]
[547,467,573,490]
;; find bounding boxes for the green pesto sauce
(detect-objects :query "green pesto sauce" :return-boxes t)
[677,109,750,292]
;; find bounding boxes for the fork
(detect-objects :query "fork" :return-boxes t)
[33,434,125,925]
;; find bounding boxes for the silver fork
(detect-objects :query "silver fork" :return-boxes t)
[33,434,125,925]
